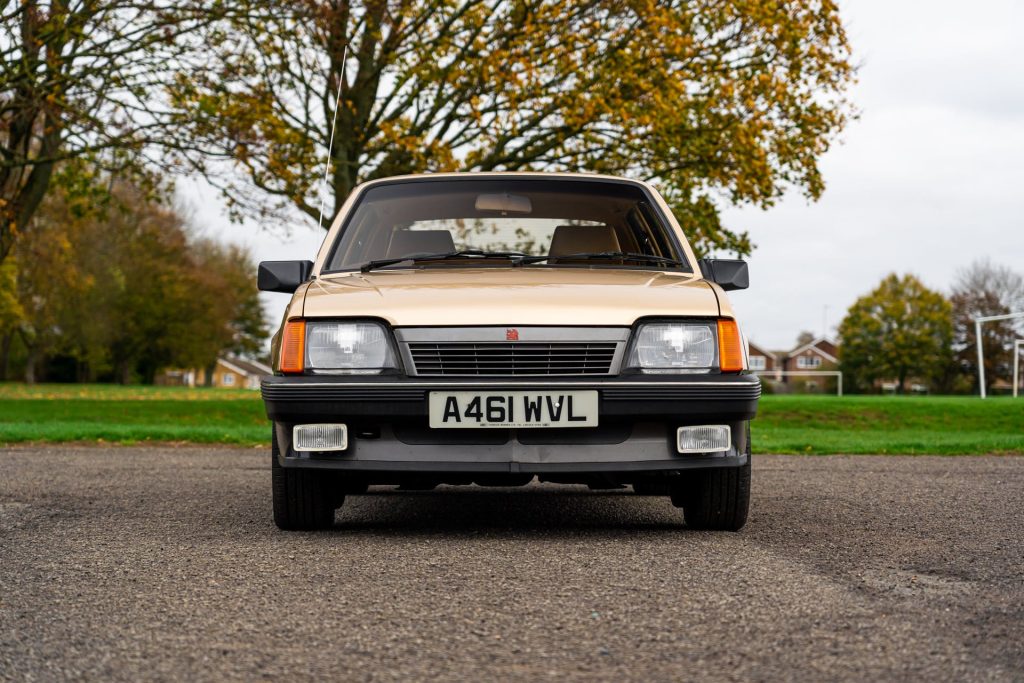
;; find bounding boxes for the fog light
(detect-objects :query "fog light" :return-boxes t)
[293,424,348,451]
[677,425,731,454]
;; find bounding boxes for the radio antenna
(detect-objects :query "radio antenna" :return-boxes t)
[318,43,348,231]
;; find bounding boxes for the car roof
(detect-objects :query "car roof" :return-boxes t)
[351,171,657,193]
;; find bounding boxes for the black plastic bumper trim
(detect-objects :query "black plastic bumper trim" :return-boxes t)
[279,454,748,473]
[262,386,427,402]
[602,386,760,400]
[262,376,761,403]
[262,375,760,423]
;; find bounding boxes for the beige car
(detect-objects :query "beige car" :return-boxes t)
[259,173,759,531]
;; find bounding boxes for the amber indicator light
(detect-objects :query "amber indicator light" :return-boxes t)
[717,319,744,373]
[280,320,306,374]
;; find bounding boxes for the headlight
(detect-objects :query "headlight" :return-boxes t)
[305,321,397,374]
[627,322,717,373]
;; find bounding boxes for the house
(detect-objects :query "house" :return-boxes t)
[156,356,272,390]
[782,337,839,373]
[205,357,273,389]
[746,341,780,378]
[748,336,840,393]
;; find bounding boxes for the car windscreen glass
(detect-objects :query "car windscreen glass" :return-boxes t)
[324,179,689,272]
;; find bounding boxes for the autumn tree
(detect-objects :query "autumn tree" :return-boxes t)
[838,274,954,394]
[76,187,267,383]
[170,0,855,255]
[950,259,1024,392]
[0,1,216,263]
[7,180,267,383]
[188,237,269,386]
[795,330,816,347]
[0,257,24,378]
[5,186,89,382]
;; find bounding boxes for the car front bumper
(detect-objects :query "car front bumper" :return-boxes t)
[262,375,760,473]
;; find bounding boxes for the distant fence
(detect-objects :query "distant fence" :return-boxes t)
[754,370,843,396]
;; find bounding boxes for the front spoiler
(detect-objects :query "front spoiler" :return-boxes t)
[280,454,749,473]
[274,422,750,473]
[263,375,758,473]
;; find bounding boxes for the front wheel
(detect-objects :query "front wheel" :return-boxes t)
[670,426,751,531]
[271,428,341,530]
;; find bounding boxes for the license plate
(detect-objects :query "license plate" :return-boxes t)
[428,391,598,428]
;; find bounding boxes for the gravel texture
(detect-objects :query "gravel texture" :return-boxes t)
[1,446,1022,682]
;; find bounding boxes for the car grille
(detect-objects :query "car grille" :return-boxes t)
[407,342,619,376]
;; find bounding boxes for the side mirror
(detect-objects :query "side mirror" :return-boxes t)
[698,258,749,291]
[258,260,314,293]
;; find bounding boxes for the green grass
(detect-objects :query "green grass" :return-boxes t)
[755,395,1024,455]
[0,383,269,446]
[0,383,258,401]
[1,383,1022,454]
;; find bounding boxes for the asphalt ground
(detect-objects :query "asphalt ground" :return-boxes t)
[1,447,1022,682]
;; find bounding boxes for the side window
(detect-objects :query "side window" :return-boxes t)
[749,356,766,371]
[626,202,687,268]
[625,205,660,256]
[222,373,236,386]
[329,205,386,269]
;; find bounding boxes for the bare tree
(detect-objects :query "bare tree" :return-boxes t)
[951,259,1024,390]
[0,1,216,262]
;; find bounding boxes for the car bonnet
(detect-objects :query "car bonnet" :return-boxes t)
[301,267,725,326]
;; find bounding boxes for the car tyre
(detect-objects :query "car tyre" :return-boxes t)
[271,428,340,530]
[671,425,751,531]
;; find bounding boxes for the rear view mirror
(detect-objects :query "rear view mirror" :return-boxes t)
[475,193,532,214]
[258,260,313,293]
[698,258,749,291]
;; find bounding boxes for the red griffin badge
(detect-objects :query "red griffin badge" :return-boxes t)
[506,328,519,341]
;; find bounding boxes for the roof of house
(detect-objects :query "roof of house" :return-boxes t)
[747,336,840,363]
[746,342,777,359]
[219,356,272,377]
[788,337,839,363]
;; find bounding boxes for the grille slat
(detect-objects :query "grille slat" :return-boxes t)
[407,341,619,376]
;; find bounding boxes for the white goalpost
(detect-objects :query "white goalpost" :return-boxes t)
[1014,339,1023,399]
[974,312,1024,398]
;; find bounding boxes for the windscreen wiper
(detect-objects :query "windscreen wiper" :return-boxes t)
[359,249,528,273]
[519,251,687,267]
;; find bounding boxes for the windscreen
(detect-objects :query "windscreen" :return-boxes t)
[324,179,688,271]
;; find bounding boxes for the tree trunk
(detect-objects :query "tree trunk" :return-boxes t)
[0,8,64,265]
[84,360,96,383]
[76,359,88,384]
[897,368,907,395]
[0,124,61,264]
[116,360,132,385]
[24,345,38,384]
[0,333,11,380]
[204,360,217,387]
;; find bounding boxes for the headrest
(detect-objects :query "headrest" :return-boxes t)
[387,230,455,258]
[548,225,620,257]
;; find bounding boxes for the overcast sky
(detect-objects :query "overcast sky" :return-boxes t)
[183,0,1024,350]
